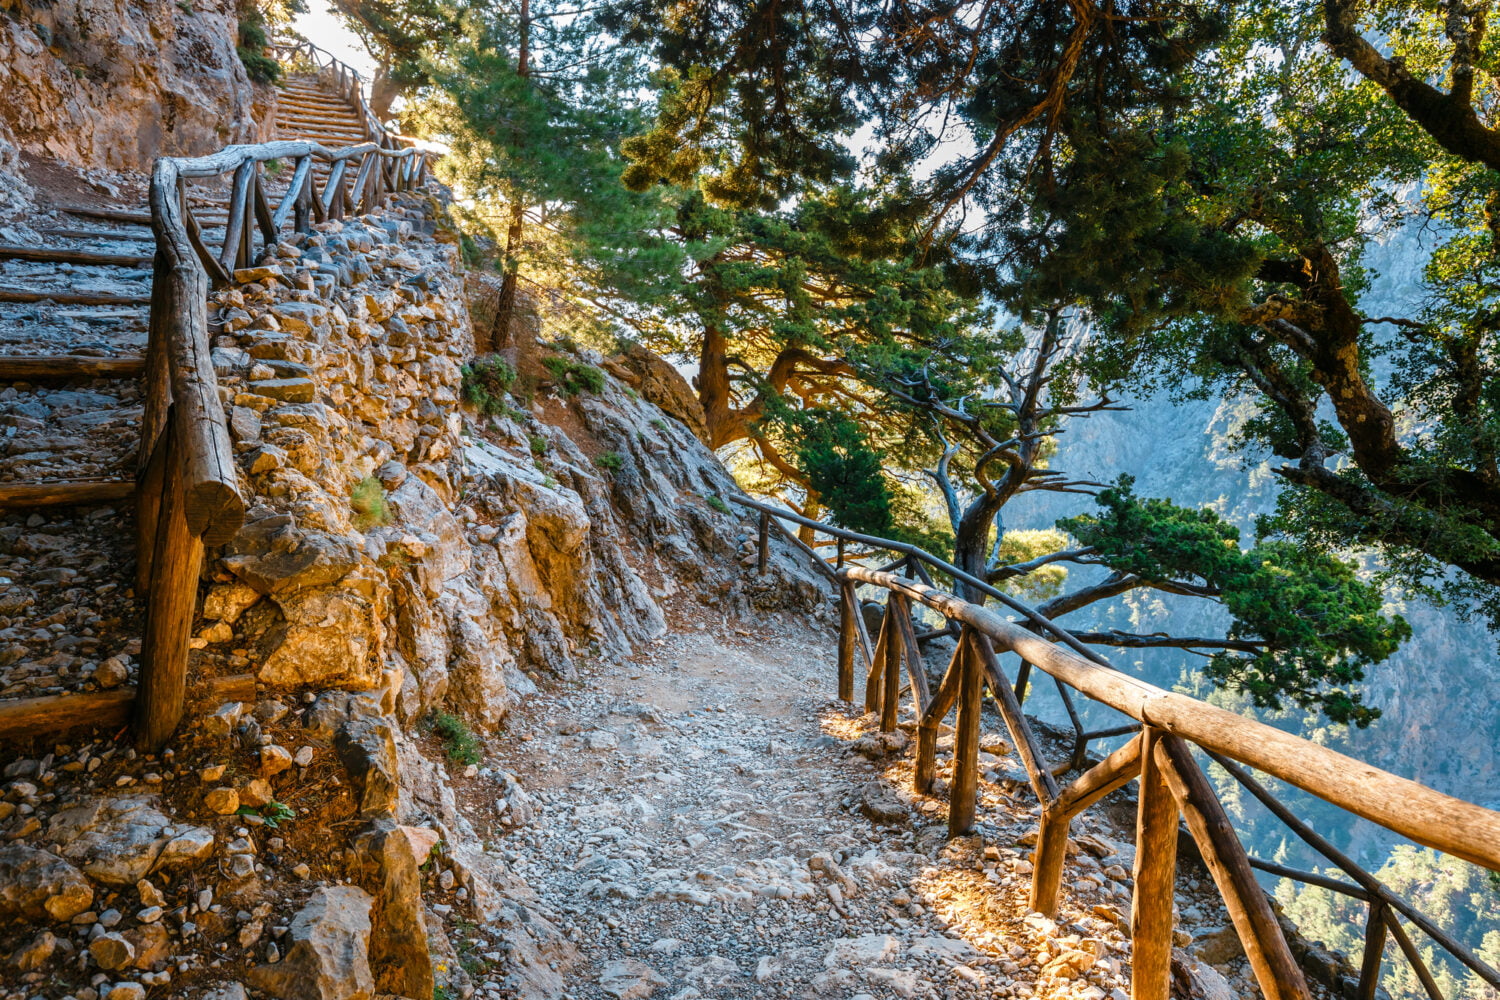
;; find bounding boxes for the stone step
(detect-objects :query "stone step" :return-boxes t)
[0,477,136,509]
[0,288,151,307]
[0,355,145,380]
[54,205,151,226]
[0,244,153,268]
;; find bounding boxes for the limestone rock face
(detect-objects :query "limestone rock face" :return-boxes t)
[0,0,274,172]
[246,886,376,1000]
[608,343,710,444]
[0,845,93,922]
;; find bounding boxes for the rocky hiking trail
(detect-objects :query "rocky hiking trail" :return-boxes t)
[462,609,1185,1000]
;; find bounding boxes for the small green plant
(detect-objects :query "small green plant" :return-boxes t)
[176,0,196,12]
[237,800,296,828]
[528,434,549,455]
[427,711,482,766]
[541,356,606,396]
[650,418,669,432]
[706,494,731,514]
[236,14,282,86]
[461,357,518,416]
[624,386,639,400]
[263,157,283,178]
[595,451,624,472]
[350,476,392,531]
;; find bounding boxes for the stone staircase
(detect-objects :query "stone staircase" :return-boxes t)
[0,68,378,726]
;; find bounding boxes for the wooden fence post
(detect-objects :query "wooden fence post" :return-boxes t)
[881,596,902,733]
[1357,902,1389,1000]
[837,581,858,703]
[1131,727,1178,1000]
[134,420,204,750]
[757,510,770,574]
[865,605,889,715]
[915,630,967,794]
[948,635,982,836]
[1155,736,1312,1000]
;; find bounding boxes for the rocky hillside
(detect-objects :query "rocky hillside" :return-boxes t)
[0,178,828,1000]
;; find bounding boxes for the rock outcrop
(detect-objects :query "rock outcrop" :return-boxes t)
[0,0,273,173]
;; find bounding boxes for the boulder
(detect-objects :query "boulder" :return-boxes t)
[349,819,434,999]
[246,886,375,1000]
[609,343,710,444]
[221,514,362,596]
[46,796,173,886]
[824,934,901,968]
[258,585,383,690]
[599,958,667,999]
[0,845,92,922]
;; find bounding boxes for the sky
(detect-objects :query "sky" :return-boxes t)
[291,3,376,79]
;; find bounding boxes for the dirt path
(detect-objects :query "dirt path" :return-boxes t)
[482,610,1143,1000]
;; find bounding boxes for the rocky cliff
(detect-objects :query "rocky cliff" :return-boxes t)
[0,0,272,183]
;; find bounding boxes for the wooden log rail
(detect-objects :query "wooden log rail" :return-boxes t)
[115,46,432,750]
[737,495,1500,1000]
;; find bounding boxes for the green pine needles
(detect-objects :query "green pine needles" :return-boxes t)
[1061,478,1410,726]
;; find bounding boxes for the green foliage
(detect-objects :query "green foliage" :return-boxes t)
[794,409,893,537]
[527,434,548,455]
[236,800,296,828]
[1061,478,1410,726]
[350,476,392,531]
[650,417,669,433]
[426,711,482,766]
[991,530,1070,603]
[235,2,294,84]
[705,494,730,515]
[594,451,623,472]
[542,356,605,396]
[461,357,518,415]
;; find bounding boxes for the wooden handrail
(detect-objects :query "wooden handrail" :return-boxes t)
[739,496,1500,999]
[127,44,436,750]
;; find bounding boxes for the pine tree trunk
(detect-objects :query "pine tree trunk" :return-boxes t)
[697,321,736,447]
[491,200,526,351]
[368,63,400,125]
[489,0,531,353]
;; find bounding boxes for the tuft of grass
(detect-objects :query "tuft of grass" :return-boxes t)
[594,451,624,472]
[706,494,731,514]
[528,434,549,455]
[428,711,482,766]
[350,476,392,531]
[650,417,669,432]
[462,357,519,416]
[542,356,605,396]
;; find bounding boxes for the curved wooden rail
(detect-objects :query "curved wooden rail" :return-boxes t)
[129,44,433,749]
[734,494,1500,1000]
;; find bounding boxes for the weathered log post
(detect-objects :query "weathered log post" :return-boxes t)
[757,510,770,574]
[947,633,983,836]
[837,580,858,702]
[914,629,968,794]
[134,419,202,750]
[1155,736,1311,1000]
[881,595,902,733]
[1131,727,1178,1000]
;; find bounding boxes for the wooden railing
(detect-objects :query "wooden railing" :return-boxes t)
[734,495,1500,1000]
[132,43,431,748]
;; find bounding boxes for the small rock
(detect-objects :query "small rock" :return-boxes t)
[261,745,294,777]
[94,657,129,689]
[90,932,135,971]
[10,929,56,971]
[205,788,240,815]
[239,778,275,808]
[107,984,147,1000]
